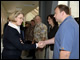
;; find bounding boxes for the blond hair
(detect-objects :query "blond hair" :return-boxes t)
[9,11,24,22]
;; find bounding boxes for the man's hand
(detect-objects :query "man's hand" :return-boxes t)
[37,41,46,48]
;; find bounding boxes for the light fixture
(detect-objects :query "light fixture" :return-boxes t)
[16,8,22,11]
[24,4,35,7]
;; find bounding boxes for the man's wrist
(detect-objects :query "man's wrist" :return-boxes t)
[44,41,47,45]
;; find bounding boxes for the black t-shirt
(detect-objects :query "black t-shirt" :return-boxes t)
[48,25,58,51]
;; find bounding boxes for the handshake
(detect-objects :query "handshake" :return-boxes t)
[37,41,46,48]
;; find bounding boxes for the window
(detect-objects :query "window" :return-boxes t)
[58,1,68,6]
[69,1,79,18]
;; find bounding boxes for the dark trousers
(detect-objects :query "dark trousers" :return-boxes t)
[2,55,22,59]
[24,40,35,58]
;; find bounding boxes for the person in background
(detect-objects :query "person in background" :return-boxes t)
[3,17,10,34]
[47,14,58,59]
[24,22,31,31]
[24,22,31,43]
[2,11,41,59]
[20,22,25,42]
[25,20,36,59]
[34,15,48,59]
[38,4,79,59]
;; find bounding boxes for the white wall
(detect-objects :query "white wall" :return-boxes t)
[1,3,8,35]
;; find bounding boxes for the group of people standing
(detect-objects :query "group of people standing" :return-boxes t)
[2,4,79,59]
[23,14,58,59]
[2,12,58,59]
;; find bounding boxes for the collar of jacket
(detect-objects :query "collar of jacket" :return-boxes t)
[8,21,20,34]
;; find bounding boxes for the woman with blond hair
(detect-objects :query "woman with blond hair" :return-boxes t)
[2,11,39,59]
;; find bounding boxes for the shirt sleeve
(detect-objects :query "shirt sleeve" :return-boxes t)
[59,24,74,52]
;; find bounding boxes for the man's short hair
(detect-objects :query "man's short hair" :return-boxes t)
[54,4,70,15]
[31,20,35,23]
[34,15,41,20]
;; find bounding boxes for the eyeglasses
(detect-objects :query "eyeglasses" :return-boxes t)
[17,17,24,20]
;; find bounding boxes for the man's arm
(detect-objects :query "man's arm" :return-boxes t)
[60,50,70,59]
[44,37,55,45]
[38,37,55,48]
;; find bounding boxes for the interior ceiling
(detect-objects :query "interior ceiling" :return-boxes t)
[1,1,39,15]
